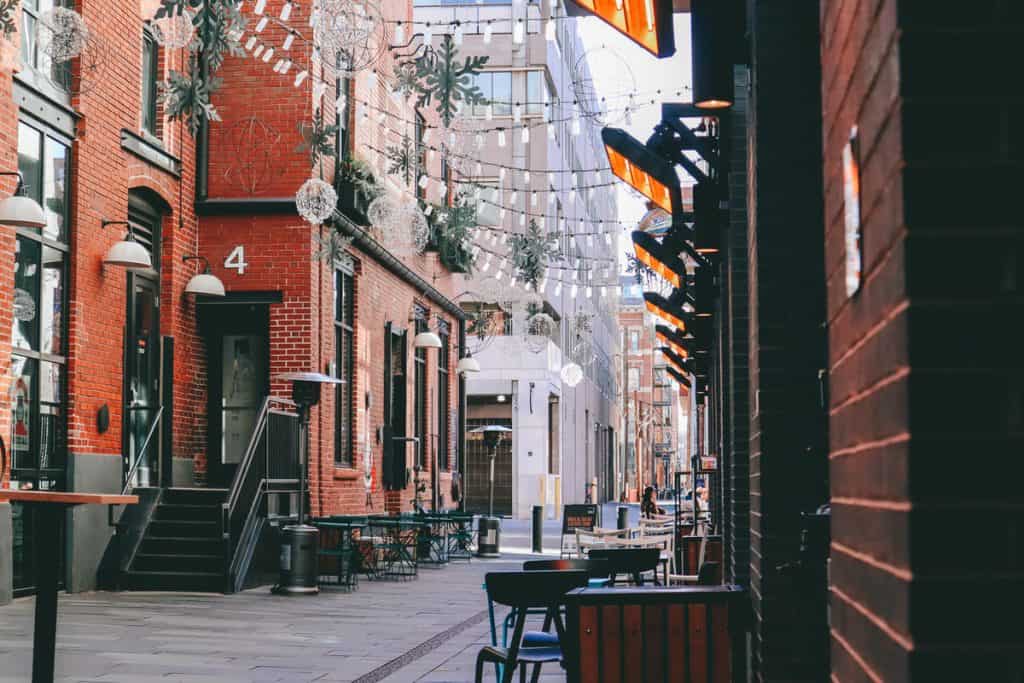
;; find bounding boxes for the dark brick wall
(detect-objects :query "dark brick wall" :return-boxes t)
[823,1,1024,680]
[747,1,830,680]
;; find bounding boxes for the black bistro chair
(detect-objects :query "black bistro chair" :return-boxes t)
[517,559,611,649]
[587,547,661,586]
[476,570,589,683]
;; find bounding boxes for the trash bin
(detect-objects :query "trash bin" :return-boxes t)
[476,516,501,558]
[278,524,319,595]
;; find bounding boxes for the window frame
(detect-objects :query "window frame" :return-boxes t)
[436,326,450,471]
[141,27,160,137]
[413,306,428,469]
[334,267,355,467]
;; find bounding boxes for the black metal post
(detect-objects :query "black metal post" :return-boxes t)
[31,504,61,683]
[296,405,309,524]
[532,505,543,553]
[617,505,629,531]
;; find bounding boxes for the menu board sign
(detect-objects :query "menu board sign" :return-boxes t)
[562,504,598,535]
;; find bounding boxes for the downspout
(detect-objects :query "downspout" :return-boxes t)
[457,319,467,512]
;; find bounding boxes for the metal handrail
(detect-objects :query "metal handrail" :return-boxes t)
[122,406,164,495]
[224,396,298,519]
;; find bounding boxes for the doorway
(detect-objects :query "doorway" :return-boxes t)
[201,302,270,488]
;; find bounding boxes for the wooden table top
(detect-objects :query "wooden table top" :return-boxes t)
[0,490,139,506]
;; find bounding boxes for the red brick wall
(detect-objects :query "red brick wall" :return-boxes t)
[823,2,1024,680]
[821,1,911,680]
[0,0,200,480]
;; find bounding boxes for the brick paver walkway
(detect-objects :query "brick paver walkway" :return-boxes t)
[0,520,569,683]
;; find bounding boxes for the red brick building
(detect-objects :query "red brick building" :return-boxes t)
[0,0,466,599]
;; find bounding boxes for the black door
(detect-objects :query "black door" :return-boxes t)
[202,303,269,487]
[382,323,408,490]
[124,273,160,487]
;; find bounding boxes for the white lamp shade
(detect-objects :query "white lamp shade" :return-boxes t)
[103,239,152,269]
[185,271,226,296]
[456,355,481,374]
[0,195,47,229]
[413,331,443,349]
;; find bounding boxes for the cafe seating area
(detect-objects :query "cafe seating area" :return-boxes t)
[311,512,476,589]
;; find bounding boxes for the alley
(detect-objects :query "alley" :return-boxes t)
[0,522,570,683]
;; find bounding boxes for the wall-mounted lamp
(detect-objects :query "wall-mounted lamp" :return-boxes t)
[413,330,443,349]
[182,255,226,297]
[456,352,481,374]
[565,0,675,58]
[691,0,735,110]
[603,128,682,216]
[632,230,688,289]
[101,219,152,269]
[643,290,691,331]
[0,172,46,229]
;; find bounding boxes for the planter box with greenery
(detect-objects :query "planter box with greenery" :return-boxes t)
[336,156,380,227]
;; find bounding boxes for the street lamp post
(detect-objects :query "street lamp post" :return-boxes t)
[275,371,343,595]
[470,424,511,557]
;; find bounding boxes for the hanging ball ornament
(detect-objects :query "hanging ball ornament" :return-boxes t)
[37,7,90,63]
[572,45,636,125]
[524,312,556,354]
[295,178,338,225]
[404,202,430,253]
[367,194,402,242]
[150,9,195,49]
[314,0,387,76]
[560,362,584,388]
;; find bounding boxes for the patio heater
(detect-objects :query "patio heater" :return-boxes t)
[275,371,343,595]
[470,424,511,557]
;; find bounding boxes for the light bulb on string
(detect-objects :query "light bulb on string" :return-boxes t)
[586,286,593,298]
[510,190,518,205]
[418,174,430,189]
[483,22,493,44]
[570,284,578,298]
[262,47,274,62]
[531,192,537,207]
[548,172,555,186]
[281,59,292,74]
[424,23,433,47]
[279,0,293,20]
[394,21,405,44]
[453,21,463,45]
[295,70,310,88]
[499,168,506,183]
[254,0,267,14]
[475,133,484,149]
[308,9,319,27]
[497,130,506,147]
[545,18,555,41]
[554,282,562,296]
[512,18,524,44]
[253,44,264,58]
[513,103,521,123]
[571,112,580,136]
[256,16,269,32]
[273,59,285,72]
[521,126,530,144]
[283,32,295,50]
[523,171,531,185]
[485,104,493,120]
[519,212,526,226]
[245,36,257,50]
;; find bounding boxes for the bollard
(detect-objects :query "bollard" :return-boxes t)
[532,505,543,553]
[617,505,629,531]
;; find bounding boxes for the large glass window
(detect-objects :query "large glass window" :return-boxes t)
[468,71,512,117]
[413,309,428,468]
[19,0,73,91]
[436,327,450,470]
[141,29,159,136]
[11,119,69,596]
[334,270,355,466]
[526,70,552,116]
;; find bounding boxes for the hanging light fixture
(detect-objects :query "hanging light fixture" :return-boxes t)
[101,220,152,269]
[602,127,681,216]
[413,330,443,348]
[693,182,722,255]
[691,0,734,109]
[182,255,226,297]
[457,353,481,374]
[0,172,47,229]
[660,346,694,376]
[564,0,674,58]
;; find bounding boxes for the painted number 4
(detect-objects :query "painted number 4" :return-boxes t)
[224,246,248,275]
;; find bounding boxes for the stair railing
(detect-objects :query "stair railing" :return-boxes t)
[122,406,164,495]
[222,396,300,593]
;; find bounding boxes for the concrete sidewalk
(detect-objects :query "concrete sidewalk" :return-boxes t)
[0,520,567,683]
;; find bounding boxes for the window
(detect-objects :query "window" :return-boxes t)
[334,270,355,466]
[629,329,640,352]
[141,29,159,136]
[468,71,512,117]
[19,0,73,91]
[526,70,552,116]
[415,112,427,199]
[335,56,352,159]
[437,325,450,470]
[413,307,428,468]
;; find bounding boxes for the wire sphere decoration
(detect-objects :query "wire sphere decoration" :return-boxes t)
[367,193,402,242]
[37,7,89,63]
[567,311,596,367]
[572,45,637,126]
[150,9,196,49]
[295,177,338,225]
[397,200,431,254]
[524,312,556,354]
[560,362,584,388]
[314,0,388,76]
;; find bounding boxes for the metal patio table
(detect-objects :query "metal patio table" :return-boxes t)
[0,490,138,683]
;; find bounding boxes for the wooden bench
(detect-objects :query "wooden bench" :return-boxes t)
[565,585,747,682]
